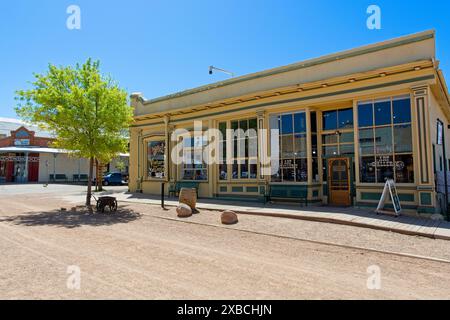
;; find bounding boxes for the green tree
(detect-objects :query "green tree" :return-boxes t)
[115,159,127,172]
[16,59,133,207]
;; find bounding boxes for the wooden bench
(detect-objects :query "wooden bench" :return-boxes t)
[269,185,308,206]
[73,174,89,183]
[169,181,200,197]
[49,174,68,183]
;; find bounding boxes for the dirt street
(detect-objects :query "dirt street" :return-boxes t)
[1,187,450,299]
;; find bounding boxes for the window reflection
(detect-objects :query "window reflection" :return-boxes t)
[393,96,412,124]
[394,125,413,153]
[338,108,354,129]
[323,108,353,131]
[358,95,413,184]
[271,112,308,183]
[374,99,392,126]
[358,102,374,127]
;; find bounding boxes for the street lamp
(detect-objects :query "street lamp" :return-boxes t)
[209,66,235,78]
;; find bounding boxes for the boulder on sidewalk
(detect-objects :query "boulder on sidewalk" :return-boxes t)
[221,211,238,225]
[177,203,193,218]
[179,188,197,210]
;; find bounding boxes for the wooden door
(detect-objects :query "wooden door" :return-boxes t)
[328,158,351,206]
[28,153,39,182]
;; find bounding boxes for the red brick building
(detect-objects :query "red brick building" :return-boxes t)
[0,119,129,184]
[0,125,55,183]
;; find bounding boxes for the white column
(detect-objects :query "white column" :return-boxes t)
[24,152,29,183]
[53,154,57,182]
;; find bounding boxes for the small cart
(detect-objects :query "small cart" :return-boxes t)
[92,195,118,213]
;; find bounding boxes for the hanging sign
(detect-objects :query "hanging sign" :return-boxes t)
[376,179,402,216]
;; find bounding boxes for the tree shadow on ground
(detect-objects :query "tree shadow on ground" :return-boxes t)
[0,207,141,229]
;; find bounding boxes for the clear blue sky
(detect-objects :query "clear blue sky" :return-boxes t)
[1,0,449,118]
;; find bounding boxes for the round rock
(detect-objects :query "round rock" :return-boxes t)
[221,211,238,225]
[177,204,193,218]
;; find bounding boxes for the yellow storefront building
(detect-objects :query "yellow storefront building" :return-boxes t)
[129,30,450,217]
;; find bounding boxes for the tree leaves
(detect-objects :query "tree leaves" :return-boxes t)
[15,58,133,163]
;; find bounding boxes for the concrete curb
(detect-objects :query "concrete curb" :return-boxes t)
[233,210,445,240]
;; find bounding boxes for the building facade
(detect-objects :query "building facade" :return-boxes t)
[129,31,450,217]
[0,120,129,183]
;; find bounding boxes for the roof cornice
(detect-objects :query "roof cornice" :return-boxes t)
[138,30,435,106]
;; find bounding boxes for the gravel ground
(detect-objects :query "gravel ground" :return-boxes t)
[1,191,450,300]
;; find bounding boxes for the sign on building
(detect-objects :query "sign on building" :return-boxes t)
[14,139,30,146]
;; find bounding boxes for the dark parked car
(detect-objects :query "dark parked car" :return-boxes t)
[102,172,124,186]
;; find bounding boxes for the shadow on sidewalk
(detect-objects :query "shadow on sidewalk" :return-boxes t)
[0,207,141,229]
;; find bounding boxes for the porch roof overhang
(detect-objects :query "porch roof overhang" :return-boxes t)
[0,147,131,158]
[0,147,67,154]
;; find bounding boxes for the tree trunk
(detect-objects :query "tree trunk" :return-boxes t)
[86,157,94,207]
[96,159,103,192]
[95,159,99,192]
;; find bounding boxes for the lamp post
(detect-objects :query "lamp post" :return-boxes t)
[209,66,235,78]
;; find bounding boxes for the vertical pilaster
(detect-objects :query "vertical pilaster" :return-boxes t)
[168,124,175,184]
[353,100,360,204]
[137,128,143,192]
[163,115,170,183]
[413,86,435,210]
[317,110,326,204]
[208,119,215,198]
[24,152,29,183]
[257,110,269,198]
[306,108,312,187]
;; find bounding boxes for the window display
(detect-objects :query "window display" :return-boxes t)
[147,140,166,179]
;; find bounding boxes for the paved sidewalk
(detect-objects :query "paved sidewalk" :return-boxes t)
[96,191,450,241]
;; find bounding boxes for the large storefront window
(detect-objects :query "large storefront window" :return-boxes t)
[218,118,258,180]
[147,140,166,179]
[231,118,258,179]
[181,135,208,181]
[270,112,308,182]
[358,95,414,184]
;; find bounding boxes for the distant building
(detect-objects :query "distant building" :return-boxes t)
[0,118,129,183]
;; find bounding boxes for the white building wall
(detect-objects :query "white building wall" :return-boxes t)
[38,153,94,183]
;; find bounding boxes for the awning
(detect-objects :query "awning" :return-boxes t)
[0,147,66,154]
[0,147,130,157]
